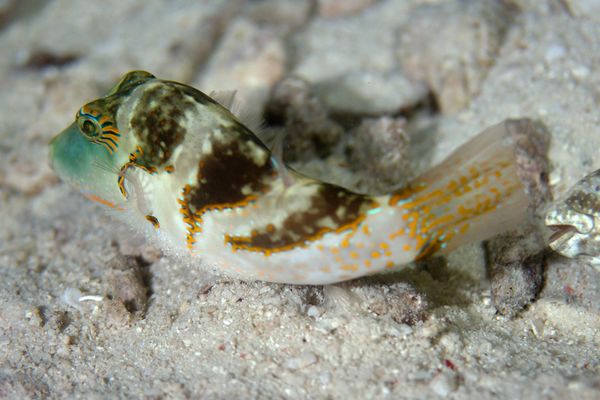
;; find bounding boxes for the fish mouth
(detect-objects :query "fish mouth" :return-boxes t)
[547,224,578,244]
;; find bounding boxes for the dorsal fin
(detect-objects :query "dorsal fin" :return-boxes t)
[106,71,156,96]
[269,128,295,188]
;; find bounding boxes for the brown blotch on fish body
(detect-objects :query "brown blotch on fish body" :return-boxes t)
[187,136,273,215]
[226,184,376,254]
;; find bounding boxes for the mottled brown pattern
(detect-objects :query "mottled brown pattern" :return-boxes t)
[566,191,600,216]
[81,71,156,134]
[187,138,273,214]
[130,83,196,167]
[227,184,374,252]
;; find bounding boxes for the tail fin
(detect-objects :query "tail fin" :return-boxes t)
[389,119,547,258]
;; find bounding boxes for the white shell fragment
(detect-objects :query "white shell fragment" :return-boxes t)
[61,287,104,312]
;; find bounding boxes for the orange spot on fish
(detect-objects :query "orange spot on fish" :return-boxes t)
[389,228,405,240]
[340,236,351,248]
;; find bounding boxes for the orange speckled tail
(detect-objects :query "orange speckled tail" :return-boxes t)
[387,120,534,259]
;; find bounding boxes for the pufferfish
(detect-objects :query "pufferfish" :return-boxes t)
[545,169,600,266]
[50,71,535,285]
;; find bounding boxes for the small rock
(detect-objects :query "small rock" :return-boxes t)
[541,254,600,312]
[107,256,150,315]
[486,227,546,318]
[21,49,79,70]
[397,0,515,113]
[315,70,428,115]
[307,305,320,318]
[104,299,134,327]
[346,116,411,192]
[303,285,325,306]
[265,76,343,162]
[25,307,43,328]
[63,335,76,347]
[347,281,428,325]
[46,310,70,333]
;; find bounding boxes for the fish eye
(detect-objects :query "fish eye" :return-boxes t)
[77,116,101,138]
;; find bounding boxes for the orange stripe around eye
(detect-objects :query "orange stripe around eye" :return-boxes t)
[82,106,100,117]
[101,135,120,145]
[96,138,116,153]
[102,129,120,137]
[98,134,117,144]
[96,141,115,153]
[100,134,120,146]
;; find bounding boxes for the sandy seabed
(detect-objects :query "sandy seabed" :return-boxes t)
[0,0,599,398]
